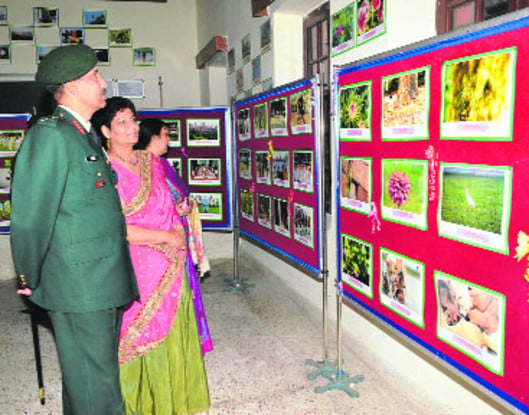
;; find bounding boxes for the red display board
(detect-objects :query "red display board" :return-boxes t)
[336,15,529,412]
[137,108,232,231]
[233,79,323,277]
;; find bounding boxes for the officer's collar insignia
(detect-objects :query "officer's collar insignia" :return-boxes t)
[72,119,87,135]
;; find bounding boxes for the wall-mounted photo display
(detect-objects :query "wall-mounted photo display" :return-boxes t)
[236,68,244,93]
[341,233,373,298]
[339,80,371,140]
[0,130,23,155]
[257,193,272,229]
[292,150,314,193]
[261,19,271,54]
[290,88,312,134]
[434,271,505,375]
[253,102,269,138]
[133,47,155,67]
[93,47,110,66]
[340,156,371,214]
[190,192,222,221]
[240,188,254,222]
[188,158,221,186]
[441,47,516,141]
[166,157,182,178]
[252,55,261,85]
[331,2,355,57]
[437,163,512,254]
[33,7,59,27]
[382,66,430,141]
[237,107,251,141]
[356,0,386,46]
[379,248,425,328]
[162,119,181,147]
[10,26,34,43]
[0,45,10,64]
[60,27,85,45]
[186,118,220,147]
[241,33,251,64]
[0,6,7,26]
[109,28,132,47]
[293,202,314,248]
[381,158,428,230]
[238,148,252,180]
[83,10,107,28]
[272,150,290,188]
[270,97,288,136]
[255,150,271,185]
[0,155,13,194]
[273,197,290,238]
[227,48,235,74]
[0,197,10,230]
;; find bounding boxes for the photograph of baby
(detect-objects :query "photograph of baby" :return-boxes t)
[379,249,424,328]
[341,233,372,298]
[435,272,505,374]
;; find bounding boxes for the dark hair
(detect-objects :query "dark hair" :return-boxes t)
[91,96,136,149]
[135,118,165,150]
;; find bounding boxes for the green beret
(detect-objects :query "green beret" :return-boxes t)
[36,45,98,84]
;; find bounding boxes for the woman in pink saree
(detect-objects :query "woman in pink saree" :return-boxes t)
[92,97,210,415]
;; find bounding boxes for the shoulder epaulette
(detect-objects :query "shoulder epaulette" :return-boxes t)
[38,113,65,124]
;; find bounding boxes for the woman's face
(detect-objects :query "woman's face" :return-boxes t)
[148,126,170,156]
[107,108,139,147]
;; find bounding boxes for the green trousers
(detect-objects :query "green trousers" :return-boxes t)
[48,308,123,415]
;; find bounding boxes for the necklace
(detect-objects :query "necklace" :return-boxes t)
[111,151,139,166]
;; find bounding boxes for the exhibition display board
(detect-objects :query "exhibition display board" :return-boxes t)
[137,107,232,231]
[233,78,323,277]
[336,15,529,412]
[0,114,29,234]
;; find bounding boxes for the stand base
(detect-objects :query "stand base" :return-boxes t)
[305,358,336,381]
[314,370,364,398]
[223,278,254,294]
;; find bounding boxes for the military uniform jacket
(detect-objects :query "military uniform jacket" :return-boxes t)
[10,107,139,312]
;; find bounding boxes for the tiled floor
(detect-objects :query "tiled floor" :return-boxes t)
[0,258,483,414]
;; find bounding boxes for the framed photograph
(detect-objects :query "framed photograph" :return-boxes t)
[252,55,261,85]
[255,150,271,185]
[188,158,221,186]
[236,68,244,93]
[0,6,7,26]
[237,107,251,141]
[83,10,107,28]
[37,45,58,63]
[382,67,430,141]
[163,120,181,147]
[261,77,273,92]
[133,47,155,66]
[33,7,59,27]
[0,45,10,64]
[186,118,220,147]
[190,192,222,221]
[253,102,269,138]
[241,33,251,64]
[339,81,372,140]
[257,193,272,229]
[290,88,312,134]
[60,27,85,45]
[116,80,144,99]
[166,157,182,178]
[435,271,505,375]
[340,156,371,214]
[0,130,24,155]
[437,163,512,254]
[341,233,373,298]
[0,155,13,194]
[381,158,428,230]
[10,26,34,43]
[293,203,314,248]
[109,28,132,47]
[240,188,254,222]
[0,198,10,229]
[331,2,355,56]
[380,248,425,328]
[260,19,271,53]
[357,0,386,46]
[227,48,235,73]
[441,47,516,141]
[93,47,110,66]
[270,97,288,136]
[238,149,252,180]
[292,150,314,193]
[273,197,290,238]
[272,150,290,188]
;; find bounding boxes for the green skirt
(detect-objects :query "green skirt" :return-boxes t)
[120,271,210,415]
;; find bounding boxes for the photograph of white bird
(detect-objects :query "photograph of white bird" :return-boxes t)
[465,187,476,208]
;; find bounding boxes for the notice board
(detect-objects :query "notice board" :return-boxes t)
[336,14,529,412]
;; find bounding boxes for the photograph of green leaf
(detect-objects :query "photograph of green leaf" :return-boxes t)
[342,234,371,287]
[340,83,371,130]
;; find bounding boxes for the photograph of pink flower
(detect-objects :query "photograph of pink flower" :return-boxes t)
[339,81,372,141]
[356,0,386,46]
[331,2,355,56]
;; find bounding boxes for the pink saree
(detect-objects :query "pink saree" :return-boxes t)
[114,151,186,364]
